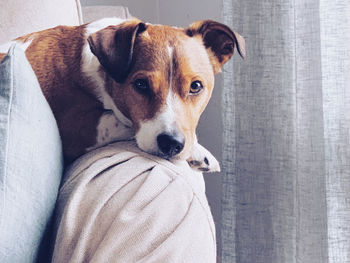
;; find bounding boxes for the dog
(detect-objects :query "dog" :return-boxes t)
[0,18,245,172]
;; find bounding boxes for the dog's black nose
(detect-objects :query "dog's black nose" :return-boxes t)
[157,133,185,158]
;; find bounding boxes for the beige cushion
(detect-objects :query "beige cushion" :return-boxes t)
[0,0,82,43]
[52,141,217,263]
[82,6,131,23]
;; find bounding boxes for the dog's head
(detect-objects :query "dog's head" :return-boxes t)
[88,19,245,159]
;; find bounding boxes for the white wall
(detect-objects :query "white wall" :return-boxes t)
[80,0,224,253]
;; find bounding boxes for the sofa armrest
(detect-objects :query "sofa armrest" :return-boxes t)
[0,0,82,44]
[52,141,216,263]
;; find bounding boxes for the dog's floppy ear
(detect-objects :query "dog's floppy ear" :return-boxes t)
[88,20,147,83]
[186,20,246,73]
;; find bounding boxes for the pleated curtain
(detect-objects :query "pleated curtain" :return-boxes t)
[221,0,350,262]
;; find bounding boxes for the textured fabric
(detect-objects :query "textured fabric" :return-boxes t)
[0,0,82,43]
[52,141,216,263]
[221,0,350,262]
[82,5,131,23]
[0,45,63,262]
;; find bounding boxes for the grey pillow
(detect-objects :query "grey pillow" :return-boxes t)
[0,45,63,262]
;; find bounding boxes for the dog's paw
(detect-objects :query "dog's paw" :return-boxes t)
[187,143,220,173]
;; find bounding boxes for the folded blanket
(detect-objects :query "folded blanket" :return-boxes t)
[52,141,216,263]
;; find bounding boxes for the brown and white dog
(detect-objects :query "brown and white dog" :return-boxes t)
[0,18,245,172]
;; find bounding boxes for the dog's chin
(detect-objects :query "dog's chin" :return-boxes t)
[134,139,160,157]
[150,152,186,162]
[137,145,172,160]
[156,151,182,161]
[135,141,186,161]
[134,135,190,161]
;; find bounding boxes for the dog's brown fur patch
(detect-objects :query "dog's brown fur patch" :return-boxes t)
[16,26,104,163]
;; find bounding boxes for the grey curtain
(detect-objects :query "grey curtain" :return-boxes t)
[221,0,350,262]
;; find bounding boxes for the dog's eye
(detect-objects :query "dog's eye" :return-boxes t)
[190,80,203,95]
[133,79,150,93]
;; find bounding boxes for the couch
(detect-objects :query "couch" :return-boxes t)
[0,1,216,262]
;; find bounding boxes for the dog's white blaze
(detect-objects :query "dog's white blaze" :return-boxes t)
[82,17,133,128]
[167,45,174,88]
[136,46,179,154]
[167,46,173,58]
[136,91,178,154]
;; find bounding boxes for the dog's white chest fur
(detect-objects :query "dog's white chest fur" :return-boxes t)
[81,18,135,150]
[88,111,134,151]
